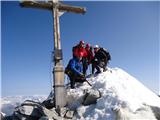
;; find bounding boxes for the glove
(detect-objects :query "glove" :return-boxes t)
[79,73,85,78]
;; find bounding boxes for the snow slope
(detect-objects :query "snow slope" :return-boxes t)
[92,68,160,110]
[66,67,160,120]
[1,67,160,120]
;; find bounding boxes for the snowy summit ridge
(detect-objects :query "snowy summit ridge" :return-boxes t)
[92,68,160,110]
[66,67,160,120]
[1,67,160,120]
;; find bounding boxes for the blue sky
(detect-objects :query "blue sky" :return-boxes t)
[1,1,159,96]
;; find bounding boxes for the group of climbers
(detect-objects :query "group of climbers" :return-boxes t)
[65,40,111,88]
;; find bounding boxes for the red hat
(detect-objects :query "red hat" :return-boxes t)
[86,43,90,48]
[79,40,85,45]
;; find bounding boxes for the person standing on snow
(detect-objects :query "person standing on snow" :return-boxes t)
[65,53,85,89]
[72,40,87,58]
[92,45,111,74]
[72,40,87,75]
[85,43,94,75]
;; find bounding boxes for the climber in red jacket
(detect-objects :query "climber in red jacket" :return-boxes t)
[72,40,87,75]
[84,43,94,74]
[72,40,87,58]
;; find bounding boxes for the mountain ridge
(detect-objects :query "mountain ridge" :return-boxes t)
[1,67,160,120]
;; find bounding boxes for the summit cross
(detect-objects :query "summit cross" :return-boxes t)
[20,0,86,109]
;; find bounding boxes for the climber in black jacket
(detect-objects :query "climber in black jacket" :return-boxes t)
[92,45,111,74]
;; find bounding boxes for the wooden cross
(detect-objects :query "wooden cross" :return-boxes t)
[20,0,86,109]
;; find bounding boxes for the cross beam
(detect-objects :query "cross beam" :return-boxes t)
[20,1,86,14]
[20,0,86,110]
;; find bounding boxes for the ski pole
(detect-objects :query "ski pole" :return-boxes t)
[85,79,92,86]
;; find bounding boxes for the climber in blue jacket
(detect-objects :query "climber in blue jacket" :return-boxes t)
[65,53,85,89]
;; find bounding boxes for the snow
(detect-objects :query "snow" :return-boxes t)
[1,67,160,119]
[66,67,160,120]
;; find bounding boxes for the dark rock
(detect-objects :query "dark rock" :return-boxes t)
[42,98,55,109]
[3,116,14,120]
[83,89,101,106]
[64,110,75,119]
[150,106,160,120]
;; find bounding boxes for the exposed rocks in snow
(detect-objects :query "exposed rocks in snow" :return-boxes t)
[0,112,5,120]
[13,100,58,120]
[12,100,75,120]
[64,110,75,119]
[39,116,51,120]
[114,105,156,120]
[150,105,160,120]
[1,68,160,120]
[66,68,160,120]
[1,95,46,116]
[82,88,101,106]
[42,97,55,109]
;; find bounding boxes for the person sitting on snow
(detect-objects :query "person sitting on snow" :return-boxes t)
[65,53,85,89]
[92,45,111,74]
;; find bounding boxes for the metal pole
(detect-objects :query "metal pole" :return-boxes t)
[19,0,86,111]
[53,6,58,51]
[53,2,66,109]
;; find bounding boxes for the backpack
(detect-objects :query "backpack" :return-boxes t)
[65,60,72,76]
[100,48,111,61]
[72,45,78,53]
[72,45,79,57]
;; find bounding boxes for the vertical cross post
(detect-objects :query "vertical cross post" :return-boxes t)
[52,0,66,108]
[20,0,86,110]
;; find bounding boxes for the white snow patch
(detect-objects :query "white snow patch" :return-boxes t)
[67,67,160,120]
[1,68,160,120]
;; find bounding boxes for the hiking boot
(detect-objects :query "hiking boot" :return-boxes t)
[95,71,101,74]
[70,84,75,89]
[70,86,75,89]
[103,68,107,72]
